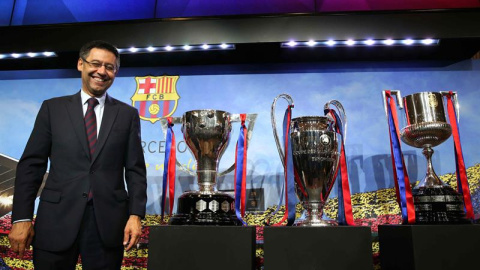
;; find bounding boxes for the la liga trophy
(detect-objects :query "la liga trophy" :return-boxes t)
[271,94,346,226]
[160,110,256,225]
[383,91,469,224]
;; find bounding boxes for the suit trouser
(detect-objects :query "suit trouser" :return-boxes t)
[33,202,124,270]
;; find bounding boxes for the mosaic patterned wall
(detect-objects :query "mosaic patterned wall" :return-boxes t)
[1,164,478,269]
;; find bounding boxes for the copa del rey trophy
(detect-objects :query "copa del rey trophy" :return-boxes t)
[271,94,351,226]
[160,110,256,225]
[383,91,472,224]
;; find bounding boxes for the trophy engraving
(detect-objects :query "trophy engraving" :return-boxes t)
[428,93,438,108]
[221,201,230,212]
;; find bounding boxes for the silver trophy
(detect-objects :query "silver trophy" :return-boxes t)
[271,94,345,226]
[160,110,256,225]
[383,91,467,224]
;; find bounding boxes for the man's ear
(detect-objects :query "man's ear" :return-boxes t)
[77,58,83,72]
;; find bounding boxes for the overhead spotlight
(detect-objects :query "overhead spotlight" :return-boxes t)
[165,46,174,51]
[43,51,55,57]
[0,54,4,59]
[287,41,298,47]
[183,45,192,51]
[129,47,139,53]
[306,40,317,47]
[147,46,156,52]
[325,40,337,46]
[201,44,210,50]
[11,53,21,58]
[402,39,414,45]
[345,39,356,46]
[383,39,395,45]
[220,43,229,49]
[421,39,435,45]
[27,52,37,57]
[364,39,376,46]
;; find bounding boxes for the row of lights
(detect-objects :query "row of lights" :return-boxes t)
[0,51,56,60]
[281,38,439,48]
[118,43,235,54]
[0,43,235,60]
[0,39,438,60]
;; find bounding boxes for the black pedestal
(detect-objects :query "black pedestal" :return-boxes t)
[169,192,240,225]
[148,226,255,270]
[379,225,480,270]
[264,226,373,270]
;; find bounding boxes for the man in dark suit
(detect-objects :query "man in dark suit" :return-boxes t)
[8,40,147,269]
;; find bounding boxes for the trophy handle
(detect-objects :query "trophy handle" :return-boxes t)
[440,91,460,122]
[159,116,197,177]
[271,93,294,167]
[382,90,404,120]
[218,113,258,177]
[324,100,347,143]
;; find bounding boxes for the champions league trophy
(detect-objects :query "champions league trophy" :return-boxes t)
[160,110,256,225]
[271,94,344,226]
[385,91,468,224]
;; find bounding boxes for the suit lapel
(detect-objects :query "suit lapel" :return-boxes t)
[91,94,119,163]
[66,91,91,159]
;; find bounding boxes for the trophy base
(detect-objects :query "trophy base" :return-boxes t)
[294,218,338,226]
[294,203,338,226]
[412,186,471,224]
[169,191,241,226]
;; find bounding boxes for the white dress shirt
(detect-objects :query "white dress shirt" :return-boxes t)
[80,89,106,134]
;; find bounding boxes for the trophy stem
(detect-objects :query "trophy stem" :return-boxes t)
[419,145,445,188]
[294,202,338,226]
[197,170,217,194]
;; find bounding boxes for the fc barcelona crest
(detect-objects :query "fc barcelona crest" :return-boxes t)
[131,76,180,123]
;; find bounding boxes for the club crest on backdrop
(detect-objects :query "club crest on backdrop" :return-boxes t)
[131,75,180,123]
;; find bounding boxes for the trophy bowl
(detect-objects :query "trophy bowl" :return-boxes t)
[291,116,340,226]
[399,92,468,224]
[401,92,452,148]
[400,122,451,148]
[169,109,241,225]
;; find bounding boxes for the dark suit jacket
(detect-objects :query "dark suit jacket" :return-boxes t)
[12,91,147,252]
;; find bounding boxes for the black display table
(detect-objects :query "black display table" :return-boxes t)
[378,225,480,270]
[148,225,255,270]
[264,226,373,270]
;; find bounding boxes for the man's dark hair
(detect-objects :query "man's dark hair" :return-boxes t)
[79,40,120,68]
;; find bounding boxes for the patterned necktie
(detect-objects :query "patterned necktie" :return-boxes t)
[85,97,99,160]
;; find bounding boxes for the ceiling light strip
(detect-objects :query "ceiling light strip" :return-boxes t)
[118,43,235,54]
[0,51,57,60]
[281,39,439,48]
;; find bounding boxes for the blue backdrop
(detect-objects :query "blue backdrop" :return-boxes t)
[0,60,479,214]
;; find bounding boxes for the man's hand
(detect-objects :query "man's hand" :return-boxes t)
[123,215,142,251]
[8,221,34,259]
